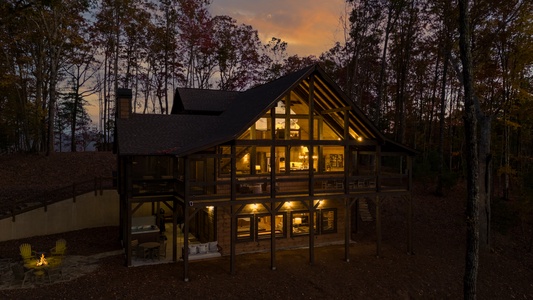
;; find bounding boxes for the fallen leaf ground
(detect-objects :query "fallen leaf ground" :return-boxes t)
[0,152,532,299]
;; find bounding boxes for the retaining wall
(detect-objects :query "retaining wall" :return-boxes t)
[0,190,119,242]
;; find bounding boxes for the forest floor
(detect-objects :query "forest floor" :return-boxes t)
[1,152,533,299]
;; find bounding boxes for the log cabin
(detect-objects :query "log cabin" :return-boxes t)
[115,64,416,281]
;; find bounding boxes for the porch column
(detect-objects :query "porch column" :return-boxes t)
[344,198,353,262]
[270,109,277,271]
[230,143,237,275]
[375,145,382,257]
[123,156,133,267]
[270,203,276,270]
[375,195,381,257]
[309,200,315,264]
[183,156,190,282]
[407,156,413,255]
[172,198,178,262]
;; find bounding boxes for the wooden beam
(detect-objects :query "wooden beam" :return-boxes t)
[407,194,413,255]
[270,202,276,270]
[345,197,351,262]
[230,143,237,275]
[172,198,178,262]
[183,156,190,282]
[309,200,315,264]
[375,195,381,258]
[321,106,351,114]
[407,155,413,255]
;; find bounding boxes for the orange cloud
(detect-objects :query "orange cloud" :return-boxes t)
[210,0,346,56]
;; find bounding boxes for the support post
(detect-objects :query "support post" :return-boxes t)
[183,156,190,282]
[270,202,276,270]
[344,198,352,262]
[407,156,414,255]
[309,200,315,264]
[376,195,381,258]
[230,144,237,275]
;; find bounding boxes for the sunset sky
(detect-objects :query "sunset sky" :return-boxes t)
[89,1,347,128]
[210,0,347,57]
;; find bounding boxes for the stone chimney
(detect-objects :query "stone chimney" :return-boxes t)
[116,88,132,119]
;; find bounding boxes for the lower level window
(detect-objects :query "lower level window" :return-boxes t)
[290,211,317,236]
[256,213,286,239]
[237,215,253,241]
[321,209,337,233]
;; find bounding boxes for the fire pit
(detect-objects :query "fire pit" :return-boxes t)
[36,253,48,267]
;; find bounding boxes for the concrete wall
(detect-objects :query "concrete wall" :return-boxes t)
[0,190,119,242]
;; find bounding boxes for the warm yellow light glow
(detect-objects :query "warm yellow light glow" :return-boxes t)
[206,206,214,210]
[36,254,48,267]
[357,136,363,142]
[252,203,257,210]
[294,217,302,225]
[286,201,292,207]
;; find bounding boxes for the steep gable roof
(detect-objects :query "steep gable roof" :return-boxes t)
[116,64,416,156]
[170,88,240,114]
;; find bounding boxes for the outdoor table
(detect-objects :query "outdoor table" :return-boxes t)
[139,242,160,259]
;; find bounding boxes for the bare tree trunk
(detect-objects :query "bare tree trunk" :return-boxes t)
[459,0,479,298]
[103,54,108,147]
[436,48,449,196]
[47,53,59,156]
[375,11,392,127]
[478,115,492,249]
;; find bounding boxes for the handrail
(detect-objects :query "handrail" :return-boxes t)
[1,176,116,222]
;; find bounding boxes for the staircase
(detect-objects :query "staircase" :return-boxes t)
[358,198,373,222]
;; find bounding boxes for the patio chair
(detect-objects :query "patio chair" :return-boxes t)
[50,239,67,257]
[11,263,33,287]
[19,243,36,263]
[45,263,64,283]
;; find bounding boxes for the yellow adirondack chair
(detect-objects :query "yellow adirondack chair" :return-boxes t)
[50,239,67,257]
[19,243,36,263]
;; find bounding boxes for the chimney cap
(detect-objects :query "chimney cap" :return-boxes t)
[117,88,132,98]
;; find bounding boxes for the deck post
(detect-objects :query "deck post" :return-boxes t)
[230,143,237,275]
[183,156,190,282]
[407,156,413,255]
[309,199,315,264]
[268,205,276,271]
[376,195,381,258]
[345,198,351,262]
[375,145,382,257]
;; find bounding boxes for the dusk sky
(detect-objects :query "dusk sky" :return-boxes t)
[210,0,347,57]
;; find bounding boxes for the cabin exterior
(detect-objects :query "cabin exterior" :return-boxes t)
[115,64,416,280]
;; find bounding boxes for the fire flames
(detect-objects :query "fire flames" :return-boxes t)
[36,253,48,266]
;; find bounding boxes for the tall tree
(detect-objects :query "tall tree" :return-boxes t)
[458,0,479,298]
[176,0,215,89]
[35,0,89,155]
[63,41,99,152]
[375,0,407,129]
[212,15,263,91]
[345,0,382,108]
